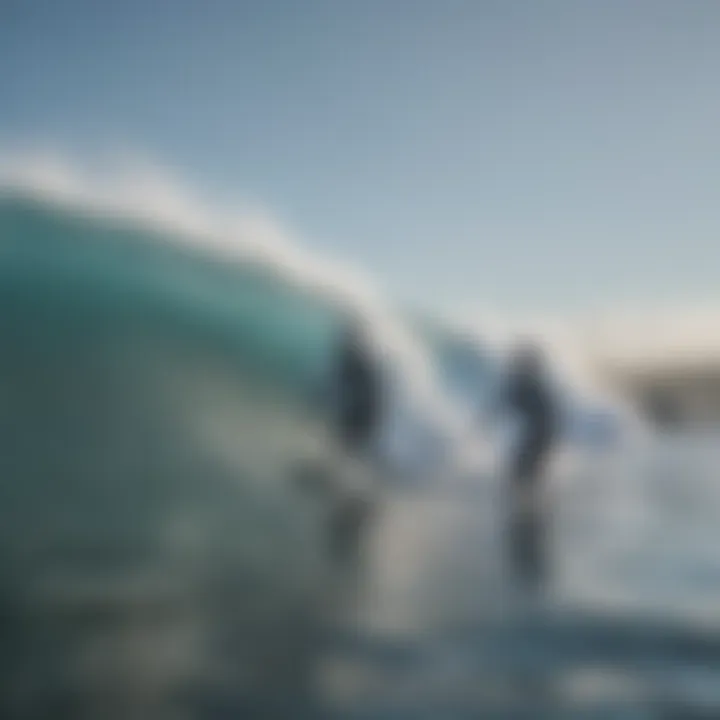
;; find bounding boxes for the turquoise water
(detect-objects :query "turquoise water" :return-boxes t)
[0,194,339,401]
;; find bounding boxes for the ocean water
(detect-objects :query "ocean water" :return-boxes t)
[0,188,717,718]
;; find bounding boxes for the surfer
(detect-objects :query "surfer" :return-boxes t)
[335,319,382,456]
[327,317,383,562]
[503,342,558,496]
[498,341,558,591]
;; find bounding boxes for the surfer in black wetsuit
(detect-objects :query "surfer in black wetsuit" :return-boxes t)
[328,319,382,562]
[500,342,558,591]
[502,342,557,495]
[336,320,382,455]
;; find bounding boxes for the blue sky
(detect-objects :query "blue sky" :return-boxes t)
[3,1,720,316]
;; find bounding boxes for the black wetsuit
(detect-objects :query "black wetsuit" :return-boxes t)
[330,336,381,562]
[504,370,557,590]
[337,340,380,454]
[505,372,557,489]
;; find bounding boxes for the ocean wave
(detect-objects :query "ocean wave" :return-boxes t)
[0,150,641,482]
[0,150,653,715]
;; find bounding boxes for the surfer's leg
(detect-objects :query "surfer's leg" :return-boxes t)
[507,436,551,591]
[328,432,374,565]
[509,436,541,509]
[513,431,554,492]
